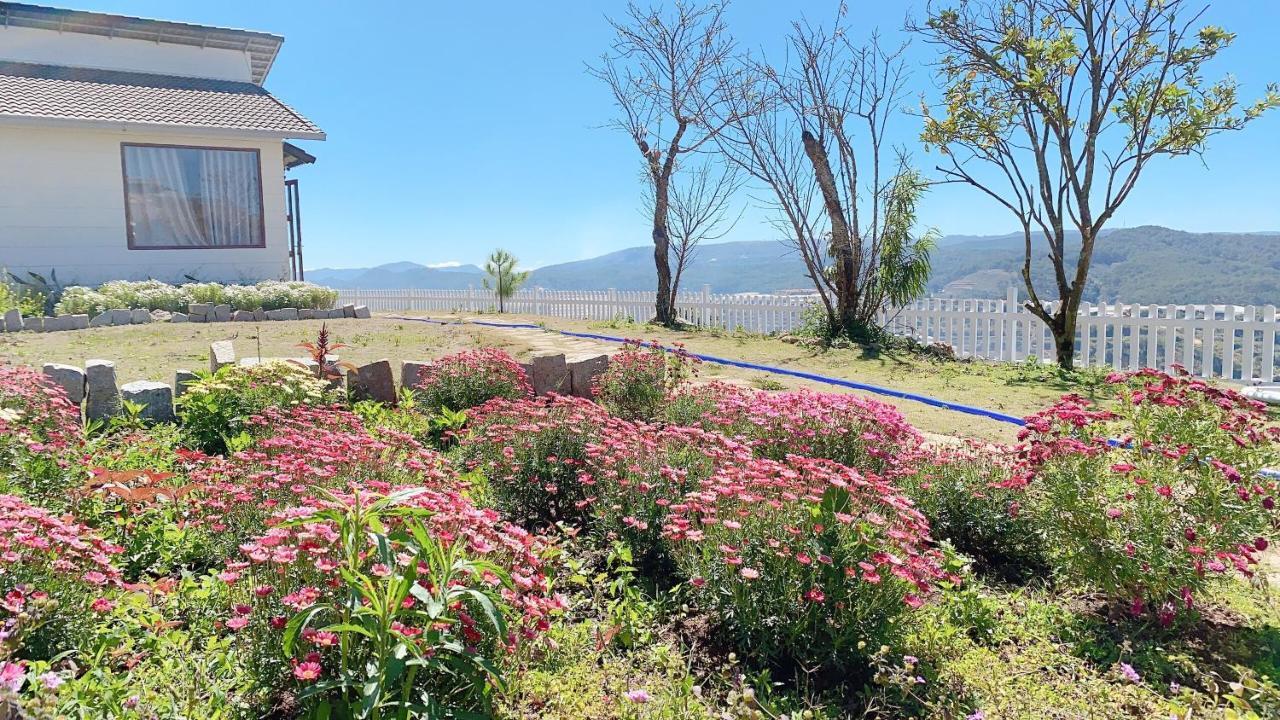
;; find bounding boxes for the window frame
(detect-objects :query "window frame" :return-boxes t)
[120,142,268,251]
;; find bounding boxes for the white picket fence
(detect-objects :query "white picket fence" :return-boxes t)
[337,286,1279,383]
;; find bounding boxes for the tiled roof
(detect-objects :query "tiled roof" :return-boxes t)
[0,62,323,138]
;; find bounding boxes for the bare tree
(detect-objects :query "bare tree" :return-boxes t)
[591,1,736,326]
[712,19,936,340]
[644,160,743,299]
[914,0,1279,368]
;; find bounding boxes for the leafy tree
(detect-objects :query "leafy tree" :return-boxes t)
[713,20,937,341]
[483,249,529,313]
[915,0,1278,368]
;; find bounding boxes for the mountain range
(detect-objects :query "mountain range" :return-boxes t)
[307,225,1280,305]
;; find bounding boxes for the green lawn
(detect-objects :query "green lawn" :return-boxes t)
[0,317,517,385]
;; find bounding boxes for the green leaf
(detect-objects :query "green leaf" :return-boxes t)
[283,605,328,655]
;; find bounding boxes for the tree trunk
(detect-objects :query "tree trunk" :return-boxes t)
[801,130,859,337]
[1051,309,1077,370]
[652,178,675,326]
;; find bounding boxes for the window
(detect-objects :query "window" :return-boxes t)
[122,144,265,249]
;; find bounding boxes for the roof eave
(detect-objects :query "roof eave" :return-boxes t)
[0,113,325,140]
[0,3,285,84]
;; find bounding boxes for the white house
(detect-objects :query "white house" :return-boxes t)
[0,2,323,286]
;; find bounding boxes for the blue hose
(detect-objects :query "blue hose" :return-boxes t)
[390,315,1025,425]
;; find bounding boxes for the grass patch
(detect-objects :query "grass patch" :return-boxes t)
[0,317,518,383]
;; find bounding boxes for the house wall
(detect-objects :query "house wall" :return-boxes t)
[0,25,254,82]
[0,124,291,286]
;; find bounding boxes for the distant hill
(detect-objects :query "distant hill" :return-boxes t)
[307,226,1280,305]
[307,262,485,290]
[528,241,814,293]
[927,226,1280,304]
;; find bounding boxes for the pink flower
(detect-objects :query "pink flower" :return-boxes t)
[293,661,323,682]
[225,616,250,631]
[0,661,25,692]
[739,567,760,580]
[625,689,650,704]
[90,597,114,613]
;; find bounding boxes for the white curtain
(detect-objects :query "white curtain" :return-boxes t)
[124,146,263,248]
[200,149,261,247]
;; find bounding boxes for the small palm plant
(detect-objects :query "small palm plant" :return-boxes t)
[482,249,529,313]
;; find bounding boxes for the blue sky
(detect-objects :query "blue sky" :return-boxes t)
[73,1,1280,270]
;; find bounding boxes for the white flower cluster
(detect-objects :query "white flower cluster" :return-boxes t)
[55,280,338,317]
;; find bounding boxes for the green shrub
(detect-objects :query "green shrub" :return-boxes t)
[1019,368,1280,623]
[581,423,751,572]
[176,361,336,454]
[665,455,951,681]
[458,395,615,528]
[902,446,1048,583]
[669,383,923,479]
[0,364,83,502]
[413,348,532,412]
[594,340,697,421]
[54,280,338,317]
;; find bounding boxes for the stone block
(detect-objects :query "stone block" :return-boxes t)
[188,303,212,318]
[266,308,300,321]
[121,381,175,424]
[569,355,610,399]
[90,312,113,328]
[298,309,314,320]
[348,359,396,404]
[213,304,232,322]
[150,310,172,322]
[3,309,22,332]
[67,314,90,330]
[110,308,133,325]
[174,369,198,399]
[529,354,570,396]
[41,316,63,332]
[189,313,207,323]
[231,309,255,322]
[85,359,120,420]
[210,340,236,374]
[342,303,356,318]
[26,317,45,332]
[353,305,372,319]
[253,308,267,322]
[400,360,431,392]
[130,308,152,325]
[170,312,188,323]
[42,363,86,404]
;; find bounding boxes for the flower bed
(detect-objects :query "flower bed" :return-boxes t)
[663,455,952,677]
[2,350,1279,717]
[413,347,532,412]
[670,383,923,477]
[55,280,338,317]
[1015,367,1280,622]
